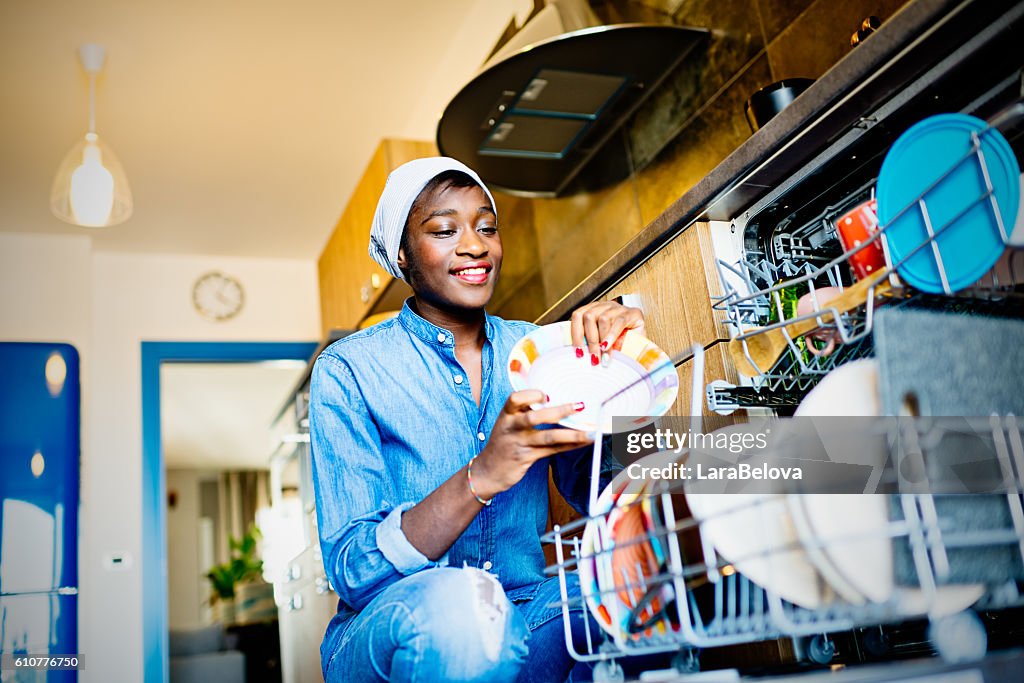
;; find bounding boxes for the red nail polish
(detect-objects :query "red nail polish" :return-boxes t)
[591,353,599,366]
[575,347,584,359]
[545,394,551,402]
[600,340,608,350]
[574,402,585,412]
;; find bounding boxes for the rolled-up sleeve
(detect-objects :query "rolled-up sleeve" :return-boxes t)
[309,353,446,612]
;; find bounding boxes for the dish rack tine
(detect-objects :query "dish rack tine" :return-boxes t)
[973,132,1011,244]
[916,197,953,295]
[588,424,604,515]
[1006,415,1024,490]
[690,343,705,436]
[991,416,1024,566]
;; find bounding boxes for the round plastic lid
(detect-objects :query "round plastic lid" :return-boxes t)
[876,113,1019,294]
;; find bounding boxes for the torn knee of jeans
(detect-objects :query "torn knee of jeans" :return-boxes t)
[465,567,510,661]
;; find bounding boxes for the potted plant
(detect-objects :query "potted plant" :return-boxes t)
[206,525,265,625]
[231,526,277,624]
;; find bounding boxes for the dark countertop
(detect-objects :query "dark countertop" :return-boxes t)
[536,0,1013,324]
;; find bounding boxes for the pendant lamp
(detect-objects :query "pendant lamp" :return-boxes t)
[50,44,133,228]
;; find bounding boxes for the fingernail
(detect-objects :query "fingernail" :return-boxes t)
[545,394,551,402]
[601,352,610,367]
[575,347,584,359]
[574,402,586,412]
[600,340,608,350]
[590,353,599,366]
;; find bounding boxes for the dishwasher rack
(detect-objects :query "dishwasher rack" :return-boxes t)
[542,358,1024,680]
[707,114,1021,413]
[541,115,1024,681]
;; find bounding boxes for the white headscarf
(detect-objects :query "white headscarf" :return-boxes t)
[368,157,496,281]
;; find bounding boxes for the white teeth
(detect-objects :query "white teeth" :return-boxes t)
[456,267,486,275]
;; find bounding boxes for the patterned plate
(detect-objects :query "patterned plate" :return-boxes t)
[507,322,679,433]
[579,479,624,638]
[605,483,669,643]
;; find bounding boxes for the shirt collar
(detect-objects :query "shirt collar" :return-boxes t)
[397,298,496,347]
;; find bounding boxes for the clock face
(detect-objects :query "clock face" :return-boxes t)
[192,271,244,321]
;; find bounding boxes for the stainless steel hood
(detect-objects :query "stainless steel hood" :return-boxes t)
[436,15,707,197]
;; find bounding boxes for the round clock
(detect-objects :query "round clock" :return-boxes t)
[192,271,244,321]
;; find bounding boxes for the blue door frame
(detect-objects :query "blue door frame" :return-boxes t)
[141,341,317,683]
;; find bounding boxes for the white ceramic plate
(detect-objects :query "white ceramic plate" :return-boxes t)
[508,322,679,434]
[686,491,829,609]
[794,494,894,605]
[787,494,867,605]
[789,359,894,604]
[794,358,881,418]
[894,584,985,619]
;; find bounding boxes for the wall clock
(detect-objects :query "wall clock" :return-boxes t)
[192,271,244,321]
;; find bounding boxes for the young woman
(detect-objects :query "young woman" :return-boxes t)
[310,157,644,682]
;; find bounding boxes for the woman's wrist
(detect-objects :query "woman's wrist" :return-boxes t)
[467,454,493,506]
[467,452,505,504]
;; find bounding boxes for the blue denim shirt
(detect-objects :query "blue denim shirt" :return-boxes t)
[309,300,612,661]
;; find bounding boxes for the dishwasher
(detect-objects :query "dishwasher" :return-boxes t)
[542,1,1024,680]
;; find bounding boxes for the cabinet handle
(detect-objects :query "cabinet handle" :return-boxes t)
[287,564,302,582]
[288,594,304,611]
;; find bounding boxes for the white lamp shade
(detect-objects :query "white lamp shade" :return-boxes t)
[50,132,133,227]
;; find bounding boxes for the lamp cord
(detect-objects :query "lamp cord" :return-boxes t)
[87,72,96,134]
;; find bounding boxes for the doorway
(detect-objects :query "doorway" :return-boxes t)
[141,342,317,683]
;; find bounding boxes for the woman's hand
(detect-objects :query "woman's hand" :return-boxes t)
[569,301,646,366]
[471,390,593,500]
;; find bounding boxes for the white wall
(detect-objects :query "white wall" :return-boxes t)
[88,250,319,681]
[0,232,92,348]
[165,469,203,631]
[400,0,535,140]
[1,233,320,682]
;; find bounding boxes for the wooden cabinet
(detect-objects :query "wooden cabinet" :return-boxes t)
[602,221,735,422]
[318,139,436,335]
[672,341,739,432]
[605,221,728,360]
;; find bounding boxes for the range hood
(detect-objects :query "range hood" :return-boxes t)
[436,1,707,197]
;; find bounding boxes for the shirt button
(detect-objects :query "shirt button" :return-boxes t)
[482,560,493,570]
[454,374,464,385]
[437,332,447,343]
[477,432,485,441]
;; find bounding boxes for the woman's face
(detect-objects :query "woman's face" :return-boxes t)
[398,183,502,312]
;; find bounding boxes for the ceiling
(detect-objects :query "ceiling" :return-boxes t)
[0,0,527,259]
[161,361,306,470]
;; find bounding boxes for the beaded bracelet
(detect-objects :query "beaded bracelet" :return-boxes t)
[467,454,493,506]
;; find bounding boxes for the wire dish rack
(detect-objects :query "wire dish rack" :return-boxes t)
[707,114,1021,413]
[541,114,1024,681]
[542,355,1024,680]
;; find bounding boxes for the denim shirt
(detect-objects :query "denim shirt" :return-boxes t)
[309,300,612,660]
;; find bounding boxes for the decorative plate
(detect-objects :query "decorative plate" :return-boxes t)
[605,483,669,643]
[579,479,624,638]
[507,321,679,434]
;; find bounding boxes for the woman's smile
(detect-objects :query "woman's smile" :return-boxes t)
[450,261,493,285]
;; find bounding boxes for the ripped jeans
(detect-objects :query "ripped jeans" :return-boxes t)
[324,567,595,683]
